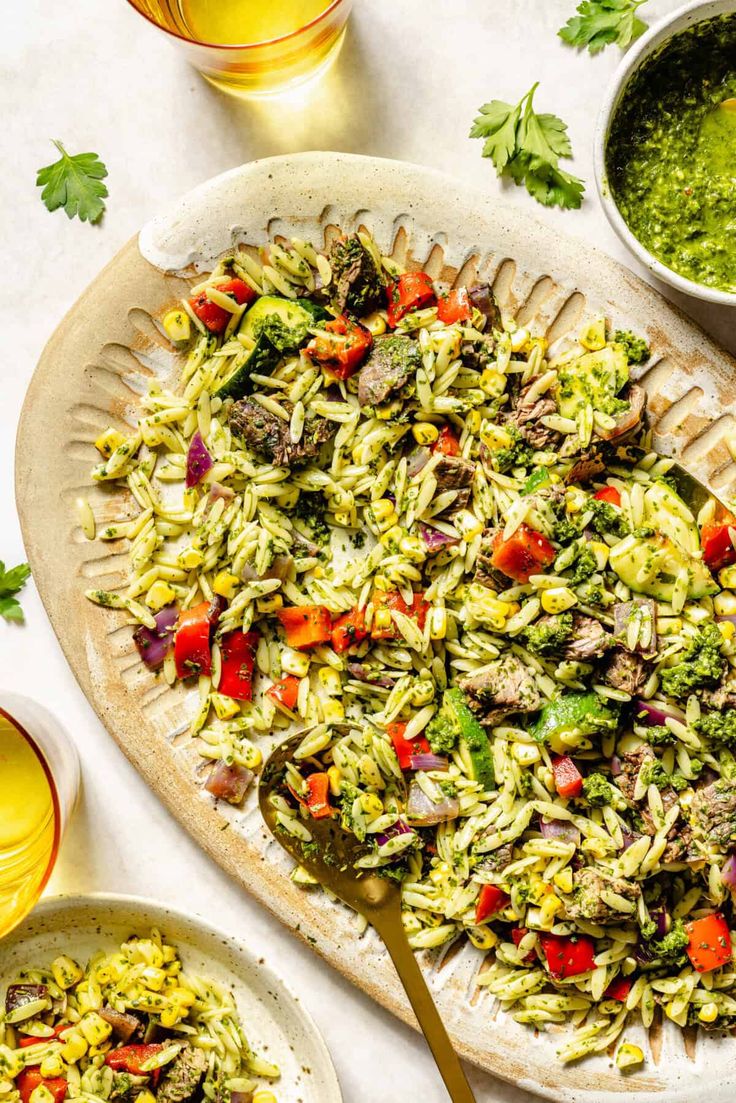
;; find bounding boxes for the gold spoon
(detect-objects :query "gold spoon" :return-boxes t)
[259,728,477,1103]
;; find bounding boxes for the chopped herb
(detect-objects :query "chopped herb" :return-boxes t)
[559,0,649,55]
[36,140,108,223]
[0,561,31,623]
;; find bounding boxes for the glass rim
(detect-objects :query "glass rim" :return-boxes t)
[124,0,346,51]
[0,705,61,903]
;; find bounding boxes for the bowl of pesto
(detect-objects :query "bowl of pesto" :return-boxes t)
[595,0,736,305]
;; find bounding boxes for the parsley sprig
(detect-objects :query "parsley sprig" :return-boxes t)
[0,562,31,624]
[470,83,585,211]
[36,141,108,224]
[559,0,650,54]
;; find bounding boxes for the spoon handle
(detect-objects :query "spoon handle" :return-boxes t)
[372,906,477,1103]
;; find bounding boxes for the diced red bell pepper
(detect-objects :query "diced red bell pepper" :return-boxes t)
[437,288,472,325]
[218,630,259,701]
[331,606,368,653]
[305,315,373,380]
[387,721,431,770]
[105,1044,164,1076]
[604,975,632,1002]
[277,605,332,650]
[304,772,333,819]
[387,271,436,327]
[511,926,536,964]
[701,515,736,572]
[433,424,461,457]
[552,755,584,800]
[266,674,300,711]
[539,932,596,979]
[19,1025,68,1051]
[593,486,621,507]
[685,912,732,973]
[17,1071,67,1103]
[189,278,256,334]
[475,884,511,925]
[491,524,555,584]
[175,601,215,679]
[370,591,429,641]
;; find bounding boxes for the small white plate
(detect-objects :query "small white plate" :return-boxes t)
[0,894,342,1103]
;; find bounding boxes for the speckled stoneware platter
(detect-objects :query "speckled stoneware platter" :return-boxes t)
[16,153,736,1101]
[0,894,342,1103]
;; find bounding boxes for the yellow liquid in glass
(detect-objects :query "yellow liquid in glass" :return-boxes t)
[0,716,57,937]
[179,0,331,45]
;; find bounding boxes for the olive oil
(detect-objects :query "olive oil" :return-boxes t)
[0,714,59,938]
[179,0,332,46]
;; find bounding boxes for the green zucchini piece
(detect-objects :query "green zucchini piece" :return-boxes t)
[214,332,282,401]
[530,691,619,754]
[445,688,496,790]
[609,532,716,603]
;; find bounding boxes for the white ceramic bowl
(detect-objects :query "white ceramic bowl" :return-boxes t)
[594,0,736,307]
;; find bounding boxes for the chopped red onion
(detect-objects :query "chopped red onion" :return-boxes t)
[208,481,234,504]
[716,615,736,627]
[633,698,686,727]
[539,817,580,846]
[346,663,395,688]
[376,818,413,848]
[619,827,637,852]
[205,761,254,805]
[186,430,214,488]
[722,853,736,889]
[419,523,459,554]
[133,604,178,670]
[407,780,459,826]
[408,753,448,772]
[610,754,622,776]
[407,447,431,477]
[650,907,671,939]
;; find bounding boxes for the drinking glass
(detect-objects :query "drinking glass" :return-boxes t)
[0,695,80,939]
[125,0,355,98]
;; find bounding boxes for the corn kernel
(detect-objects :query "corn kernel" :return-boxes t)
[30,1086,55,1103]
[565,487,587,514]
[371,499,397,524]
[428,606,447,640]
[720,621,735,642]
[94,427,125,459]
[579,317,607,351]
[699,1002,719,1024]
[169,986,195,1008]
[465,409,481,435]
[412,422,439,445]
[541,587,577,614]
[213,571,239,599]
[616,1043,644,1070]
[714,591,736,617]
[479,369,507,398]
[79,1013,112,1047]
[539,894,563,925]
[211,693,240,720]
[510,327,530,353]
[480,423,512,450]
[588,541,609,570]
[0,1045,24,1079]
[467,926,499,951]
[399,535,426,563]
[253,1092,278,1103]
[137,1092,157,1103]
[163,309,191,344]
[312,565,325,579]
[429,861,452,885]
[511,742,540,766]
[719,566,736,589]
[375,399,402,420]
[553,868,574,894]
[373,607,393,631]
[142,967,167,991]
[39,1055,66,1079]
[327,766,342,797]
[178,546,204,570]
[145,580,177,611]
[60,1032,88,1064]
[333,511,354,527]
[363,311,387,337]
[454,510,483,540]
[318,667,342,695]
[281,648,310,677]
[159,1007,182,1029]
[322,699,345,724]
[256,594,283,613]
[51,954,84,990]
[359,792,384,818]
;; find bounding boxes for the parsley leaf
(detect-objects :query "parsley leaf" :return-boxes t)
[559,0,649,55]
[0,561,31,624]
[470,84,584,211]
[36,141,108,224]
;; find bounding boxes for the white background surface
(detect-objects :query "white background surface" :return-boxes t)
[2,3,735,1101]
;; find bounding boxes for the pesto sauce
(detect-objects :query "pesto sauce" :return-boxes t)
[607,14,736,293]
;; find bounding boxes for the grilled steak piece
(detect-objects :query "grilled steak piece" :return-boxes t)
[433,455,475,493]
[507,376,560,450]
[473,528,508,590]
[565,450,606,485]
[100,1006,144,1043]
[561,613,612,662]
[692,779,736,849]
[329,234,385,315]
[600,646,649,696]
[156,1046,207,1103]
[563,867,640,925]
[616,745,655,803]
[229,398,334,467]
[357,335,420,407]
[468,284,502,332]
[5,984,49,1015]
[700,683,736,710]
[477,842,513,873]
[459,654,541,726]
[613,598,657,658]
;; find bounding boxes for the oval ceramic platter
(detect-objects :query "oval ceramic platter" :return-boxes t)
[0,894,342,1103]
[15,153,736,1102]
